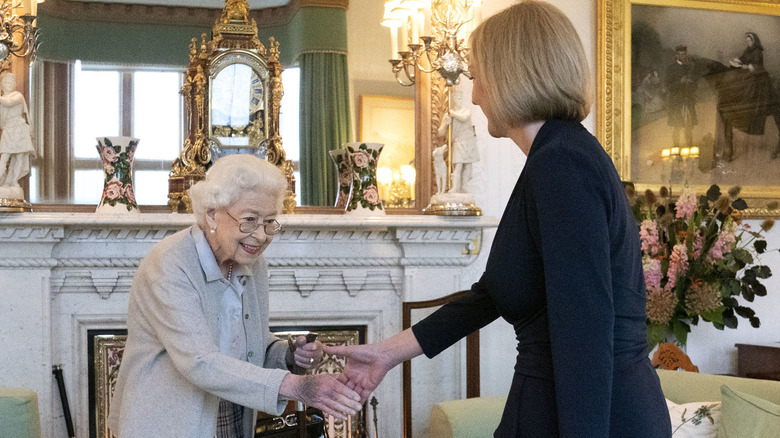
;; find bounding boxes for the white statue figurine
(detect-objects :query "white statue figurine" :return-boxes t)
[432,144,447,195]
[437,89,479,193]
[0,72,35,189]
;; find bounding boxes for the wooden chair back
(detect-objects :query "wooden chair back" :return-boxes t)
[402,290,480,438]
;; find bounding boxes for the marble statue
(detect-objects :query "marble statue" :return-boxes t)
[432,144,447,195]
[437,89,479,193]
[0,72,35,189]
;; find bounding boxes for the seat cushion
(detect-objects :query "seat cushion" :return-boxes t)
[719,385,780,438]
[429,396,506,438]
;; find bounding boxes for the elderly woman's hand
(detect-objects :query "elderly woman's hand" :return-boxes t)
[292,336,324,370]
[279,373,362,420]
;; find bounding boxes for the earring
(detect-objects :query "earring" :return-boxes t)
[210,228,216,234]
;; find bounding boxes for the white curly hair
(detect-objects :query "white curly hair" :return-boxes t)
[189,154,287,229]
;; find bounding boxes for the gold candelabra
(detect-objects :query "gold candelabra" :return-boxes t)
[383,0,478,86]
[0,0,39,70]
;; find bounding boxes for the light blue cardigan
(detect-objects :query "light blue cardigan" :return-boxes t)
[108,225,290,438]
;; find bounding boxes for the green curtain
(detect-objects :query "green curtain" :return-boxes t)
[299,52,351,206]
[37,7,348,67]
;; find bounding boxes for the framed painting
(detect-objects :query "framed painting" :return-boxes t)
[359,95,417,208]
[92,333,126,438]
[598,0,780,216]
[265,327,366,438]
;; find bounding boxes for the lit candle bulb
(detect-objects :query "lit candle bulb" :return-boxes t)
[390,27,399,59]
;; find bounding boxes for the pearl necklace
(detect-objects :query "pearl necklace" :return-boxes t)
[227,263,234,282]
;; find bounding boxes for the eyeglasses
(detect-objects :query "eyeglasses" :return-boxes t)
[223,210,283,235]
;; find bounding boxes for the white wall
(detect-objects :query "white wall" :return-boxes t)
[346,0,780,396]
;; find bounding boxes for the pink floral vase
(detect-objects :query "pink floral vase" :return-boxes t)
[96,136,140,214]
[345,142,384,215]
[329,148,353,211]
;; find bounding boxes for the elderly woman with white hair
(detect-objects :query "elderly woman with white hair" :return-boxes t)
[108,154,361,438]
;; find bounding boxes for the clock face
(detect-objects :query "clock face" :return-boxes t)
[250,74,265,114]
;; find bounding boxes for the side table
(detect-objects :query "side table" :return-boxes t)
[736,343,780,381]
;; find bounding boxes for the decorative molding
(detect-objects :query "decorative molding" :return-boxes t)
[64,228,179,242]
[51,270,136,297]
[39,0,348,28]
[269,269,401,296]
[0,258,59,268]
[56,258,142,268]
[400,256,477,267]
[0,226,64,242]
[268,257,399,267]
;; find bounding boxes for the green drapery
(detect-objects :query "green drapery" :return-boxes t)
[299,52,351,206]
[37,7,348,67]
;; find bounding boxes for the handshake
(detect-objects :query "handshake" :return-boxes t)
[280,329,420,420]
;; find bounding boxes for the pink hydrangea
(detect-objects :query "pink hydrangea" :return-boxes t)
[643,257,662,290]
[665,243,689,290]
[639,219,661,256]
[690,230,703,260]
[675,187,697,220]
[707,219,737,263]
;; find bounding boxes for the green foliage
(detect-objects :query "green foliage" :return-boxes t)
[629,183,771,350]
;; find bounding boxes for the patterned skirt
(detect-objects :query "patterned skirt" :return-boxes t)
[216,399,244,438]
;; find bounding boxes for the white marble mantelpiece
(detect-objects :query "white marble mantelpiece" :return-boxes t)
[0,212,498,438]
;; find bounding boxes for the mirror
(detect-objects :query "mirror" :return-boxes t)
[29,0,415,211]
[209,56,269,157]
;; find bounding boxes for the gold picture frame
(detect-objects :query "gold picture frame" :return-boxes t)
[94,334,126,438]
[598,0,780,217]
[267,329,365,438]
[94,330,364,438]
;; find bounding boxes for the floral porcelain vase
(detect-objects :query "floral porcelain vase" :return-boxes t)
[96,136,140,214]
[345,142,384,215]
[329,148,353,211]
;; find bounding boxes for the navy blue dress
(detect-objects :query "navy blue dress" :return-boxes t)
[412,120,671,437]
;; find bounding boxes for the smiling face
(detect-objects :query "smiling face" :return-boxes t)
[205,188,279,270]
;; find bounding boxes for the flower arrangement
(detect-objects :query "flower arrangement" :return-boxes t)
[626,183,774,349]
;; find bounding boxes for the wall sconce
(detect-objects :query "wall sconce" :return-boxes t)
[377,164,416,208]
[0,0,41,67]
[382,0,479,86]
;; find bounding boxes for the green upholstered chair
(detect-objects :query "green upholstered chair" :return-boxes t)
[0,387,42,438]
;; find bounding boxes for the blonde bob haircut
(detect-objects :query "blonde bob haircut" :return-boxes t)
[189,154,287,229]
[469,0,592,127]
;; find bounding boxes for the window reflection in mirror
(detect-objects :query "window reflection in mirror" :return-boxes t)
[210,63,261,149]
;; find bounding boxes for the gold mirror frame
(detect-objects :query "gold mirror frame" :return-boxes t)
[168,0,295,214]
[597,0,780,218]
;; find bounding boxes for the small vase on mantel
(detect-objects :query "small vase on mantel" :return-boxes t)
[345,142,385,215]
[329,148,353,211]
[96,136,140,214]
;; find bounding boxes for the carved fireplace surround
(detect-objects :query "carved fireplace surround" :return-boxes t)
[0,212,497,437]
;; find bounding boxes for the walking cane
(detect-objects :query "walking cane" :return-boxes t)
[288,332,319,438]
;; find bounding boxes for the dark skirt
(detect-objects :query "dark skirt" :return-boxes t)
[494,358,671,438]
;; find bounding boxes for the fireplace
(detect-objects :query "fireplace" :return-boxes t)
[87,327,367,438]
[0,212,497,438]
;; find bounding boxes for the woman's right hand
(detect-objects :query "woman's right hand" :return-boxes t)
[278,373,362,420]
[324,343,393,403]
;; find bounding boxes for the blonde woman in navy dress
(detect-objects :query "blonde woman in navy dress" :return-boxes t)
[327,2,671,436]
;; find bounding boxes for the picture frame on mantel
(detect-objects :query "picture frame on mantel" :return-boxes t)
[597,0,780,217]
